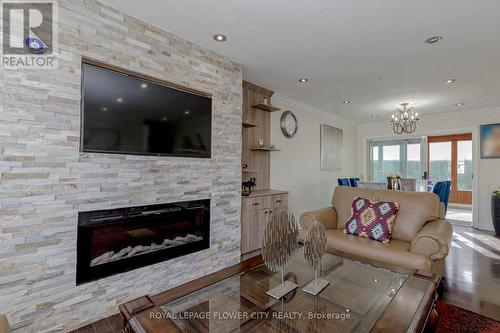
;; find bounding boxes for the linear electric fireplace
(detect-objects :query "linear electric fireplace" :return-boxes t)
[76,199,210,284]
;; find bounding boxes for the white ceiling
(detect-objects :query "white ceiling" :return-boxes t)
[102,0,500,122]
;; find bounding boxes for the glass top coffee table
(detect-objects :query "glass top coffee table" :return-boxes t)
[121,250,439,333]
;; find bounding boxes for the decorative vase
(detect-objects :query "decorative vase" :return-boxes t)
[492,195,500,236]
[387,177,402,190]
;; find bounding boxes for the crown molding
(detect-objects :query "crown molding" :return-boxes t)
[356,105,500,126]
[272,93,356,125]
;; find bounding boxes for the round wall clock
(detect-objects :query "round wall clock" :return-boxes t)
[280,111,298,138]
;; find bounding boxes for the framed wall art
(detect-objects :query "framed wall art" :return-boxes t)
[480,123,500,158]
[320,124,343,170]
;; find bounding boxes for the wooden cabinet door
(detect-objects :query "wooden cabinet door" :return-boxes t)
[242,208,267,253]
[257,209,271,248]
[241,193,288,255]
[250,209,261,253]
[241,209,252,254]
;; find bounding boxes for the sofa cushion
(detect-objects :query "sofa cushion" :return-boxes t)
[332,186,441,242]
[344,197,399,243]
[325,229,432,273]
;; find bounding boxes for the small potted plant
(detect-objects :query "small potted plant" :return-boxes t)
[492,188,500,236]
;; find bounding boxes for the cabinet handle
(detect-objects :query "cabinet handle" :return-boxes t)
[252,202,260,206]
[264,211,268,214]
[275,200,282,203]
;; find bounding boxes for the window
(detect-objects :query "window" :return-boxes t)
[429,141,451,184]
[407,143,422,180]
[369,138,425,182]
[457,140,472,191]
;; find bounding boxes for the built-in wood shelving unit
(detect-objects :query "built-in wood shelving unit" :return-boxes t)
[251,103,280,112]
[240,81,289,258]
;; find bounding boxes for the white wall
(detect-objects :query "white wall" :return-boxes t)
[356,107,500,231]
[270,95,357,218]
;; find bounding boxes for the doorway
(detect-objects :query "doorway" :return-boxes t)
[428,133,472,226]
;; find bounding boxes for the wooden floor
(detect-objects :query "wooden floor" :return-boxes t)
[442,225,500,322]
[70,226,500,333]
[446,207,473,227]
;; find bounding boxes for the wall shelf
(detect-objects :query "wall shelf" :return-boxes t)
[250,147,281,151]
[251,103,280,112]
[242,121,258,128]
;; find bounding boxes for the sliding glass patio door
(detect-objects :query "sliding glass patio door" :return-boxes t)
[369,138,426,182]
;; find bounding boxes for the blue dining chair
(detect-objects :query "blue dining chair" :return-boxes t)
[349,178,360,187]
[433,181,452,213]
[338,178,350,186]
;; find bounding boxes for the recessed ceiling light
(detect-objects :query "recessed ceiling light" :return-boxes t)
[298,78,308,83]
[116,97,123,103]
[443,79,456,84]
[101,107,108,112]
[425,36,443,44]
[213,34,227,42]
[370,114,378,119]
[342,100,351,104]
[184,110,190,115]
[141,83,148,89]
[162,117,168,121]
[455,103,464,106]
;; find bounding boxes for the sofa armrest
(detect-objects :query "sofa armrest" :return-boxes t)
[410,219,453,261]
[299,207,337,230]
[0,315,10,333]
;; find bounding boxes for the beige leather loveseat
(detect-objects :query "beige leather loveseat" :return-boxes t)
[300,186,453,276]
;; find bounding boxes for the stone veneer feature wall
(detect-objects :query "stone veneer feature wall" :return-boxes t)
[0,1,242,332]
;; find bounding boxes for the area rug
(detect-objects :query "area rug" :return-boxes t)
[435,300,500,333]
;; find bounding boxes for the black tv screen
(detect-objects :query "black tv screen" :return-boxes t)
[81,62,212,158]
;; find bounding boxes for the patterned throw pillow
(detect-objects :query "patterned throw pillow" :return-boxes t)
[344,197,399,243]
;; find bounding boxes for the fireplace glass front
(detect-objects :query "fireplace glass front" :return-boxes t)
[76,199,210,284]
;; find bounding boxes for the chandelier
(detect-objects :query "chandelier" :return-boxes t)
[391,103,419,134]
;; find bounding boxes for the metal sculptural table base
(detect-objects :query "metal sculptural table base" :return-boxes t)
[302,278,329,296]
[266,280,298,299]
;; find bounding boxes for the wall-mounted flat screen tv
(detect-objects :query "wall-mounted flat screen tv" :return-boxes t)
[81,62,212,158]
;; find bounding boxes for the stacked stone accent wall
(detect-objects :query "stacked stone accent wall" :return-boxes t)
[0,1,242,332]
